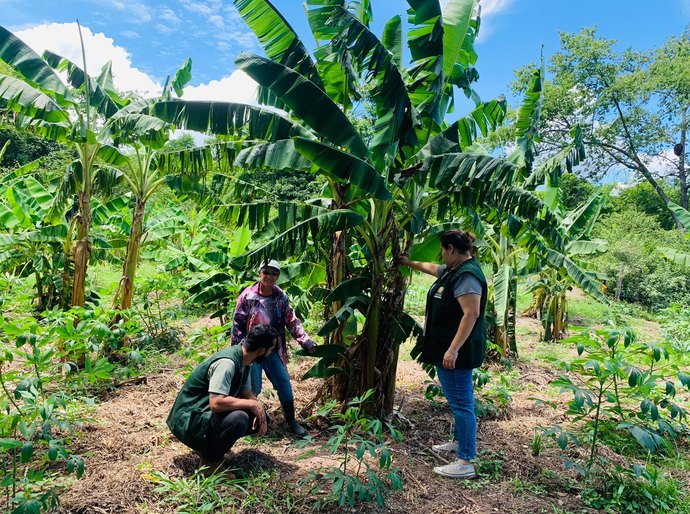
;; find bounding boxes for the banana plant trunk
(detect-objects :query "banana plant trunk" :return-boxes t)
[71,190,91,307]
[114,199,146,310]
[328,229,350,401]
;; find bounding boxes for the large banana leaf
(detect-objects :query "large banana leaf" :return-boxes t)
[545,249,607,303]
[526,126,585,188]
[235,140,312,172]
[236,53,368,158]
[382,15,403,68]
[406,0,444,125]
[492,262,512,325]
[232,209,364,269]
[43,50,125,118]
[667,201,690,230]
[170,58,192,97]
[0,75,69,123]
[99,113,171,149]
[307,4,417,168]
[152,100,313,141]
[562,193,604,239]
[293,138,392,200]
[507,68,542,175]
[325,276,371,303]
[0,25,70,100]
[659,248,690,267]
[566,239,607,256]
[441,0,478,79]
[441,98,506,152]
[233,0,324,108]
[317,294,370,337]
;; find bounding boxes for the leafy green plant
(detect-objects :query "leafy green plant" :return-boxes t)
[147,468,238,514]
[474,448,505,480]
[297,390,403,509]
[535,326,690,471]
[659,300,690,353]
[583,464,686,514]
[0,314,85,513]
[132,273,185,352]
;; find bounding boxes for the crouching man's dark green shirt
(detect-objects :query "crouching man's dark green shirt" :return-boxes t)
[166,345,250,451]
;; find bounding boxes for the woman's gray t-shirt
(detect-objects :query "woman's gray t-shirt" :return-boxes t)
[437,264,482,298]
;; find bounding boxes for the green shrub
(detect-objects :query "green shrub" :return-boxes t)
[660,300,690,353]
[591,211,690,309]
[297,390,403,509]
[584,464,686,514]
[535,326,690,469]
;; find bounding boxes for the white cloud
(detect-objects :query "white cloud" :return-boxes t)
[208,15,224,28]
[14,20,258,106]
[644,148,677,178]
[481,0,514,16]
[16,22,162,97]
[184,1,214,16]
[183,70,257,104]
[120,30,140,39]
[107,0,152,23]
[159,6,181,25]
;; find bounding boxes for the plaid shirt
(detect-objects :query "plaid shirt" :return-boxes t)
[231,282,313,364]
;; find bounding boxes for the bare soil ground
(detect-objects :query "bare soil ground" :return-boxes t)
[56,313,678,514]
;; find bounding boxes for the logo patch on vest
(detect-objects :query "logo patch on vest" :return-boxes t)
[434,286,444,299]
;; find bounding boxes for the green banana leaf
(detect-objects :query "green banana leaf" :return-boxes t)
[153,100,313,141]
[233,0,324,108]
[236,53,368,159]
[659,247,690,267]
[0,25,70,100]
[233,209,364,269]
[293,138,392,201]
[0,74,69,123]
[43,50,125,118]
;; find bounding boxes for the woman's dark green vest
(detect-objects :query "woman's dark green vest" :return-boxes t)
[421,258,487,369]
[166,345,248,451]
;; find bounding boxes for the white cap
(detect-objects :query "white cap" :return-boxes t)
[259,259,281,273]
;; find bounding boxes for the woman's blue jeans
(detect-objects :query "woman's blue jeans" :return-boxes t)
[435,366,476,461]
[251,351,294,402]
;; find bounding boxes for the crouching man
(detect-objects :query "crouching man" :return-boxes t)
[166,325,278,470]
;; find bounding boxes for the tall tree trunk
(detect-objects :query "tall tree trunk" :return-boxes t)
[114,199,146,310]
[679,106,687,210]
[615,263,625,302]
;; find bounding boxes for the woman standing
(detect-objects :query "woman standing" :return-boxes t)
[231,259,316,437]
[400,230,487,479]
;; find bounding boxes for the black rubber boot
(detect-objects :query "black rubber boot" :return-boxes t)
[281,400,308,437]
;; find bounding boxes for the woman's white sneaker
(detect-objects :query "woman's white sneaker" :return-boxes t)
[433,460,476,479]
[431,441,458,452]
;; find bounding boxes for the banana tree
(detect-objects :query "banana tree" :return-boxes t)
[103,62,193,311]
[0,25,127,306]
[522,192,608,341]
[0,173,130,310]
[150,0,573,416]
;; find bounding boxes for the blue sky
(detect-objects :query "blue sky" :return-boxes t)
[1,0,689,107]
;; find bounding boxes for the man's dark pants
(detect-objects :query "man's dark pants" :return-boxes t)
[201,410,258,462]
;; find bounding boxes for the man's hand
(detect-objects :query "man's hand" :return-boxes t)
[248,400,268,436]
[398,255,411,267]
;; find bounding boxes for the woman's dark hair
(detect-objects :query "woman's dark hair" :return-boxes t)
[440,230,476,254]
[244,325,279,352]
